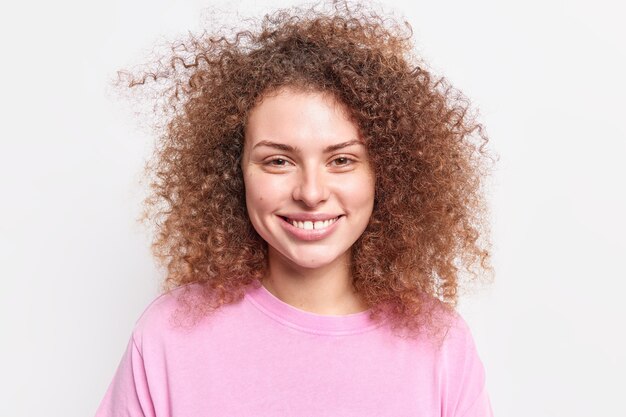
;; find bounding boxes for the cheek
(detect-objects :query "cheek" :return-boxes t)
[244,180,262,213]
[244,173,283,215]
[344,175,375,205]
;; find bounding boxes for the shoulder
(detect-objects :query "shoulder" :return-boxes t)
[408,296,475,351]
[432,308,483,372]
[441,310,476,353]
[129,283,207,349]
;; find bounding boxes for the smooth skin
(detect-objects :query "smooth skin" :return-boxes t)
[241,87,375,315]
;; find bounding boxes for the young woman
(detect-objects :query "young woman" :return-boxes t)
[95,2,495,416]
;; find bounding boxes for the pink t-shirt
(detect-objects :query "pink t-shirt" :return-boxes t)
[95,281,493,417]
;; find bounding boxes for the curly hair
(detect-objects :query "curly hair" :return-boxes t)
[121,0,496,339]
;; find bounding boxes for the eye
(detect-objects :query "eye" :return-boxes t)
[331,157,353,167]
[265,158,292,167]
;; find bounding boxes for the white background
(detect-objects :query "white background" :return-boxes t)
[1,1,624,416]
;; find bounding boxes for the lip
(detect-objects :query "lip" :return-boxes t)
[278,213,344,222]
[277,214,344,241]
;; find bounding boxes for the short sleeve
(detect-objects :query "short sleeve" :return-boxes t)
[94,335,156,417]
[458,385,494,417]
[441,313,494,417]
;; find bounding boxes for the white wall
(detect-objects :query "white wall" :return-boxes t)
[1,1,624,416]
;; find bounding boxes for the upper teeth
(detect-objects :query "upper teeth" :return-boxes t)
[290,217,339,230]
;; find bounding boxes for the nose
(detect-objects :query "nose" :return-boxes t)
[292,167,329,208]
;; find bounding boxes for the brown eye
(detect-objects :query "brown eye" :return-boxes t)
[332,157,352,166]
[267,158,289,166]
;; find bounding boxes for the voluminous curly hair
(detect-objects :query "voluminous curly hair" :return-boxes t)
[122,0,495,339]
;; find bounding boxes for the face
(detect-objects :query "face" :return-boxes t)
[241,87,375,271]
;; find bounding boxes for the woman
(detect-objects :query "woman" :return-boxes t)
[95,2,495,416]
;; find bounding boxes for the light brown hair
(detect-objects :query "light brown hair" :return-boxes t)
[121,0,496,338]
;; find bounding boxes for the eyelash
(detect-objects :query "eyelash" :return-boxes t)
[265,158,291,167]
[265,157,354,167]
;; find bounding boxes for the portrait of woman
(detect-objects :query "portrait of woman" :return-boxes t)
[4,0,625,416]
[93,1,495,416]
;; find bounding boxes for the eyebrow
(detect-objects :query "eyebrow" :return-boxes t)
[252,139,364,153]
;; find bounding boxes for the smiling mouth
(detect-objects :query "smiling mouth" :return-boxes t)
[279,216,342,230]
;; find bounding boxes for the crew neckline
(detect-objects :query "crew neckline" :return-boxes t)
[244,280,386,335]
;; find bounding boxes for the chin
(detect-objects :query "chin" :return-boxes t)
[283,249,349,271]
[292,259,336,270]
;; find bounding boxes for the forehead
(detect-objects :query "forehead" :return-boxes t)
[244,88,362,149]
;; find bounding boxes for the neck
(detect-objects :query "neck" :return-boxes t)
[261,247,368,315]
